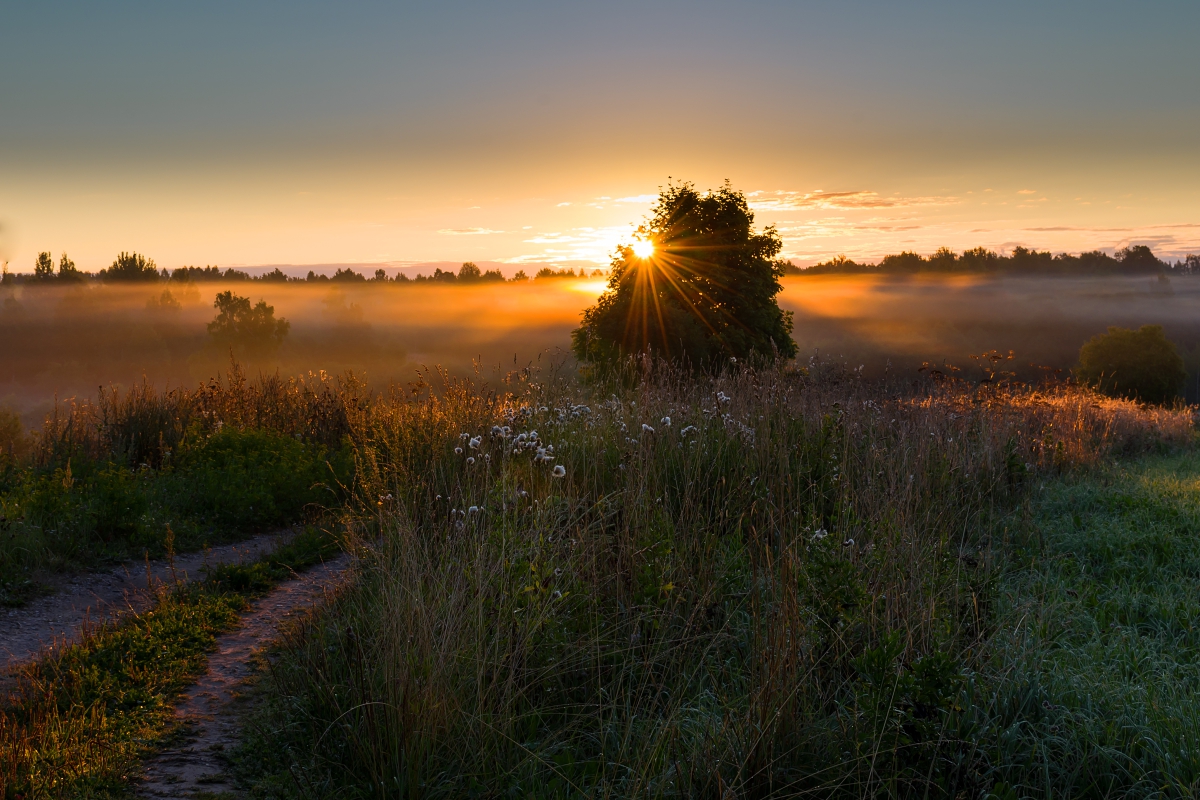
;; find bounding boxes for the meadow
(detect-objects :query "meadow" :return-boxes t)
[7,271,1200,425]
[1,352,1195,798]
[4,273,1200,797]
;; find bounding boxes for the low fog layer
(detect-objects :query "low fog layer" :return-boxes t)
[3,273,1200,423]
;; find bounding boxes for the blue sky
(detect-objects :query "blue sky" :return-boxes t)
[3,1,1199,270]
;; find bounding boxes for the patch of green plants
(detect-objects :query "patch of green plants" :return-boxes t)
[0,525,340,799]
[0,427,349,606]
[982,450,1200,797]
[229,364,1188,798]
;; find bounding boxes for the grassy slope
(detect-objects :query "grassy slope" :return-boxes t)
[987,450,1200,797]
[0,427,348,607]
[227,371,1191,799]
[0,526,340,799]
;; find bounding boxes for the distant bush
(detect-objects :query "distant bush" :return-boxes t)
[1077,325,1186,404]
[207,290,290,356]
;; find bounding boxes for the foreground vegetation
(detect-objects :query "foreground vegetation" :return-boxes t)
[0,367,353,605]
[2,359,1196,798]
[985,451,1200,795]
[222,360,1186,798]
[0,526,340,797]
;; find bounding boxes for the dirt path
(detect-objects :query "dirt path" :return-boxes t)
[0,530,297,675]
[137,553,350,798]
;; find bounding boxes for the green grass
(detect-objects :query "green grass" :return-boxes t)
[984,450,1200,797]
[0,525,341,799]
[227,366,1189,799]
[0,427,349,606]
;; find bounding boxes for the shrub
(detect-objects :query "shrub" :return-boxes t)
[168,427,339,529]
[1076,324,1186,404]
[207,290,290,356]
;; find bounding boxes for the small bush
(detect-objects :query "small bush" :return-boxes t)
[1077,324,1186,404]
[169,427,343,529]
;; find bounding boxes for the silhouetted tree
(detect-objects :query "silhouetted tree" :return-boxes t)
[207,290,290,356]
[458,262,482,282]
[572,182,797,368]
[1077,325,1185,405]
[103,252,160,282]
[57,253,85,282]
[33,252,54,281]
[331,268,366,282]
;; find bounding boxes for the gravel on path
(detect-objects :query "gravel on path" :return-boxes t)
[1,531,297,677]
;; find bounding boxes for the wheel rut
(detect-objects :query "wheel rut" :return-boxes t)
[137,553,350,798]
[1,530,299,682]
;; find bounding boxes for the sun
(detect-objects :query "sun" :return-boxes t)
[631,239,655,259]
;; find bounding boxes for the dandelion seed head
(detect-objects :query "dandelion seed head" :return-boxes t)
[552,464,566,478]
[467,456,476,465]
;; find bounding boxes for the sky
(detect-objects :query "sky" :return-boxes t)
[2,0,1200,273]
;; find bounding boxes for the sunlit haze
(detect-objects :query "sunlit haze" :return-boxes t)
[3,2,1199,273]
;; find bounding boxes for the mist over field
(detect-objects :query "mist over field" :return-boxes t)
[4,272,1200,425]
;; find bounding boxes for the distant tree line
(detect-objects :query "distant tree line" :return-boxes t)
[5,253,606,286]
[802,245,1200,276]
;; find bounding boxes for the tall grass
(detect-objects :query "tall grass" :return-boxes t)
[0,363,359,603]
[235,360,1190,798]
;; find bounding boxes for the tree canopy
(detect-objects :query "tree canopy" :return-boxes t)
[1076,325,1185,405]
[207,290,290,356]
[103,252,161,282]
[571,182,797,368]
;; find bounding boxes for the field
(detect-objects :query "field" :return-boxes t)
[7,273,1200,425]
[3,274,1200,797]
[1,350,1197,798]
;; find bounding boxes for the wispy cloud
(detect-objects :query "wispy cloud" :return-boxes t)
[616,194,657,203]
[437,227,505,236]
[748,190,957,211]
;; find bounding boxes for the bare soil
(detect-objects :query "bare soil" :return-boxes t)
[0,531,296,677]
[137,554,350,799]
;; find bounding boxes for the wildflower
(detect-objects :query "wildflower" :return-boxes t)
[491,425,502,436]
[680,425,697,436]
[843,538,855,547]
[468,505,479,514]
[642,423,655,434]
[552,465,566,478]
[660,416,671,427]
[469,436,481,449]
[467,457,476,465]
[811,528,828,541]
[460,432,469,441]
[717,391,730,404]
[455,447,463,455]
